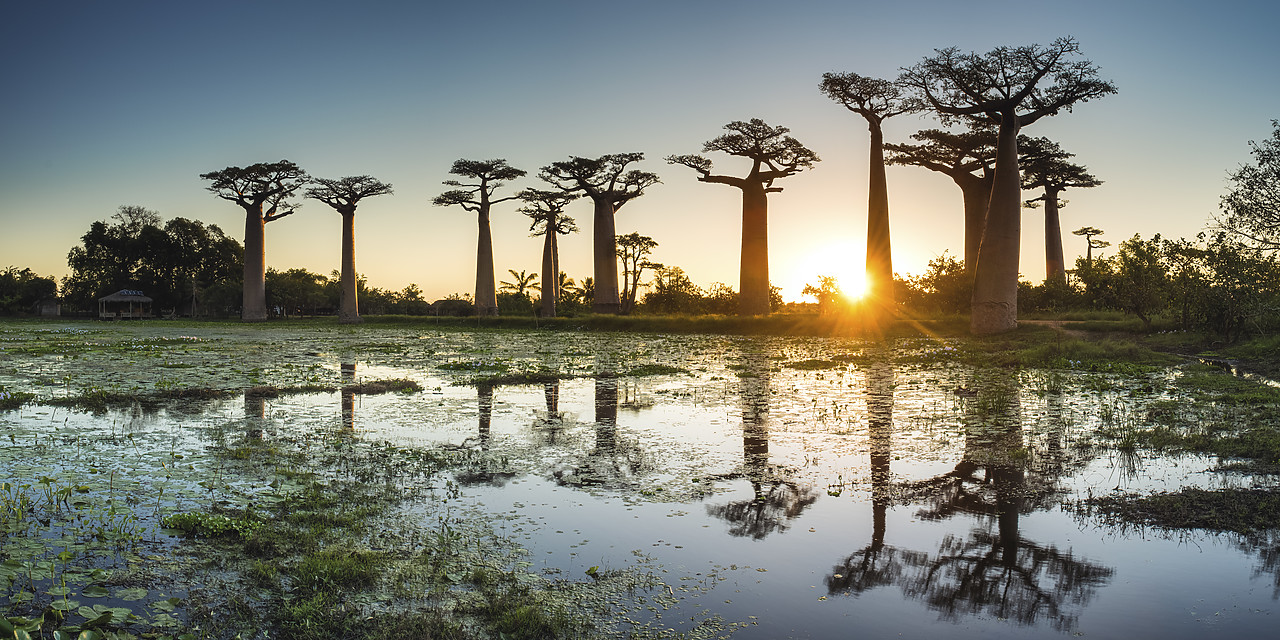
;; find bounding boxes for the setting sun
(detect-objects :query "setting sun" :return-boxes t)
[787,240,868,303]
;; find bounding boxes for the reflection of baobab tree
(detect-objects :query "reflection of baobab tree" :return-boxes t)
[529,381,567,445]
[244,390,267,438]
[341,362,356,430]
[827,358,902,592]
[454,382,516,487]
[828,378,1112,631]
[706,349,819,539]
[550,361,645,489]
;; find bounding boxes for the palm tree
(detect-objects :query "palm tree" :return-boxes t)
[499,269,539,296]
[304,175,393,323]
[668,119,818,315]
[433,159,526,316]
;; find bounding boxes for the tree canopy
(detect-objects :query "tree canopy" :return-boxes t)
[1218,120,1280,249]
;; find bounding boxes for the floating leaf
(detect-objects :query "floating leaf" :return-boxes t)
[81,585,109,598]
[116,587,147,601]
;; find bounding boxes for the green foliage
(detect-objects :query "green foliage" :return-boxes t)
[0,267,57,315]
[161,511,263,539]
[897,252,971,314]
[62,207,243,315]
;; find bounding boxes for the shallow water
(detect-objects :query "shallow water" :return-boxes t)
[2,324,1278,637]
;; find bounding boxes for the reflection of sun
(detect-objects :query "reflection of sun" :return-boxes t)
[795,241,867,301]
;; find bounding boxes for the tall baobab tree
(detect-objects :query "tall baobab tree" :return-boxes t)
[518,188,578,318]
[540,154,659,314]
[200,160,308,322]
[667,119,819,315]
[433,159,526,316]
[615,232,657,314]
[1018,136,1102,284]
[820,73,919,307]
[885,128,998,273]
[901,37,1116,334]
[1072,226,1109,262]
[304,175,393,323]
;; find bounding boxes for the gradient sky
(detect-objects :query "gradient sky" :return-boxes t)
[3,0,1277,302]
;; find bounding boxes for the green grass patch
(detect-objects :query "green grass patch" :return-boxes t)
[1080,488,1280,535]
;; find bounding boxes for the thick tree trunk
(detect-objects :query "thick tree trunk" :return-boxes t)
[1043,187,1066,284]
[540,227,556,317]
[739,184,770,315]
[242,208,267,322]
[970,118,1021,334]
[475,209,498,316]
[865,125,894,307]
[956,173,993,274]
[339,212,361,324]
[592,198,621,314]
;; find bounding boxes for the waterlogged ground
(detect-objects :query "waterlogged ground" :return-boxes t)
[2,319,1279,638]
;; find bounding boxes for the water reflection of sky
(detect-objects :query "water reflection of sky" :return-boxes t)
[4,329,1279,638]
[258,353,1278,638]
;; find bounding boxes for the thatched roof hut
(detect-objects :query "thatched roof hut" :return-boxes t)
[99,289,153,320]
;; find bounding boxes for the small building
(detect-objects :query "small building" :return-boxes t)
[99,290,153,320]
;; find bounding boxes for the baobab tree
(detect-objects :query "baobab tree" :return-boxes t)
[884,128,997,273]
[304,175,393,323]
[1018,136,1101,284]
[615,232,657,314]
[433,159,526,316]
[901,37,1116,334]
[1072,226,1109,262]
[519,188,578,317]
[540,154,659,314]
[820,73,919,307]
[200,160,308,321]
[667,119,819,315]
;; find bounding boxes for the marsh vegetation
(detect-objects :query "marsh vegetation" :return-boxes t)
[2,318,1280,638]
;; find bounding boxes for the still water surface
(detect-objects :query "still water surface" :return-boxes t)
[3,328,1277,638]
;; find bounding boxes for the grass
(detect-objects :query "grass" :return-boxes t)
[1080,488,1280,535]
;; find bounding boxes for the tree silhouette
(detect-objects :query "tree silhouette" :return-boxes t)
[901,37,1116,334]
[539,154,659,314]
[433,159,526,316]
[518,188,578,317]
[1018,137,1101,284]
[885,128,997,273]
[667,119,819,315]
[304,175,393,324]
[499,269,538,296]
[1218,120,1280,248]
[1071,226,1109,262]
[820,73,919,307]
[615,232,657,314]
[200,160,308,321]
[706,349,819,539]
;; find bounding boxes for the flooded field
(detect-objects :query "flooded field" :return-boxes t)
[2,320,1278,639]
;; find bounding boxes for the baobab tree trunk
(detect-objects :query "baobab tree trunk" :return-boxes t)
[339,212,361,324]
[540,226,556,317]
[592,199,622,314]
[739,185,770,315]
[865,125,894,307]
[970,118,1021,334]
[242,209,268,322]
[957,174,993,274]
[475,210,498,316]
[1043,188,1066,284]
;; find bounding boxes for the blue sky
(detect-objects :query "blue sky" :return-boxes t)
[3,0,1277,301]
